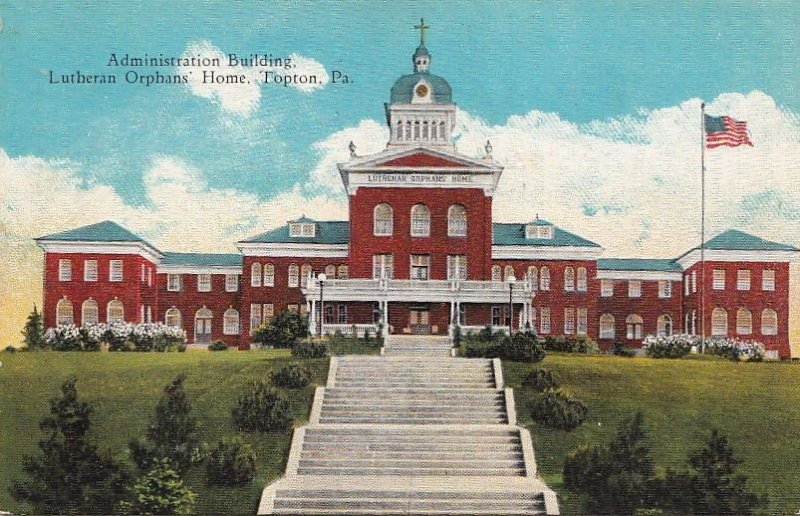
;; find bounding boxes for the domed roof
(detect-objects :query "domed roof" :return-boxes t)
[413,44,430,58]
[390,71,452,104]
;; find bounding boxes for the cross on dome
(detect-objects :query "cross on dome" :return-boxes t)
[414,18,430,46]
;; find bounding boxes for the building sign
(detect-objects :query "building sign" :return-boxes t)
[366,173,474,184]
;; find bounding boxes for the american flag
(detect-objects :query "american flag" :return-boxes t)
[704,114,753,149]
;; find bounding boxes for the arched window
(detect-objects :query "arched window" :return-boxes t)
[337,265,349,279]
[447,204,467,237]
[736,308,752,335]
[288,264,299,287]
[540,266,551,291]
[81,299,99,325]
[410,204,430,237]
[491,265,502,282]
[577,267,588,292]
[107,299,124,324]
[599,314,615,339]
[657,315,673,336]
[413,120,420,140]
[374,203,393,236]
[712,308,728,336]
[439,121,446,140]
[405,121,412,140]
[761,308,778,336]
[526,266,538,290]
[626,314,643,339]
[251,263,262,287]
[56,298,74,325]
[396,120,403,141]
[300,264,313,287]
[263,264,274,287]
[504,265,515,281]
[165,307,181,327]
[223,308,240,335]
[564,267,575,291]
[422,120,429,139]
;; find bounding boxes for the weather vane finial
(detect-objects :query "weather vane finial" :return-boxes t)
[414,18,430,46]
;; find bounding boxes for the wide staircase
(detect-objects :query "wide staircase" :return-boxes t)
[258,336,559,515]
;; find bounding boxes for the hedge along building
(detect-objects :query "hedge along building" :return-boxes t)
[35,39,800,357]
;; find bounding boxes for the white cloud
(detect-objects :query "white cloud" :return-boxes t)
[179,41,329,116]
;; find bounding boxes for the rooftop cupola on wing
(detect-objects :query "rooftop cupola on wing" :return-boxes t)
[386,19,456,149]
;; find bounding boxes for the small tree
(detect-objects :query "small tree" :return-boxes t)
[11,377,129,513]
[122,458,196,515]
[251,310,309,349]
[232,380,293,433]
[206,437,257,486]
[130,375,200,472]
[22,304,47,350]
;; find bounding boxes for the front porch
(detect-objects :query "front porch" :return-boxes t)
[304,278,535,337]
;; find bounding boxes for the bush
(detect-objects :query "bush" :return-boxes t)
[643,334,695,358]
[501,332,546,362]
[523,368,558,392]
[706,337,765,362]
[208,341,229,351]
[531,390,588,431]
[251,310,308,349]
[232,381,293,433]
[44,322,186,352]
[292,340,328,358]
[541,335,600,353]
[612,340,636,357]
[462,340,502,358]
[206,437,257,486]
[270,364,311,388]
[123,458,196,514]
[4,345,17,352]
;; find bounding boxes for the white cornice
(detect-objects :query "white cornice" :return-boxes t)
[35,240,163,264]
[676,249,800,269]
[340,145,501,172]
[157,265,243,275]
[237,242,349,258]
[492,246,603,261]
[596,270,683,281]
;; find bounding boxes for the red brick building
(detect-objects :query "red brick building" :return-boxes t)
[35,42,799,357]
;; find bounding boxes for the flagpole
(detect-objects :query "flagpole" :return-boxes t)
[700,101,706,354]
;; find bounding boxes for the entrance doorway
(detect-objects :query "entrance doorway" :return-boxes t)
[409,305,430,334]
[195,307,213,344]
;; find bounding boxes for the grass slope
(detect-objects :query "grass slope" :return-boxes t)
[505,354,800,515]
[0,350,328,514]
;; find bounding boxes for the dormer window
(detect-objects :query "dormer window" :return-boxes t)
[525,223,554,239]
[289,222,316,237]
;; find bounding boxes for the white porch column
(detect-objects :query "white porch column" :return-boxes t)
[309,299,316,334]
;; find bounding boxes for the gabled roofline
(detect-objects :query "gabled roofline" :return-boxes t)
[34,240,164,264]
[338,145,501,172]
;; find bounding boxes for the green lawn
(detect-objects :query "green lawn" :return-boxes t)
[0,350,328,514]
[505,354,800,515]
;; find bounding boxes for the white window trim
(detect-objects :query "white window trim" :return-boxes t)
[601,279,614,297]
[59,259,72,282]
[167,274,182,292]
[109,260,123,282]
[628,280,642,298]
[737,270,751,291]
[762,270,775,291]
[83,260,98,282]
[197,274,212,292]
[225,274,239,292]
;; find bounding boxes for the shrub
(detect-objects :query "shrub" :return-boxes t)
[251,310,308,349]
[270,364,311,388]
[4,345,17,352]
[612,340,636,357]
[22,305,47,350]
[643,334,695,358]
[177,343,187,352]
[292,340,328,358]
[206,437,257,486]
[541,335,600,353]
[531,390,588,431]
[501,332,546,362]
[523,368,558,392]
[462,340,502,358]
[123,458,196,515]
[706,337,765,362]
[208,341,229,351]
[232,381,292,433]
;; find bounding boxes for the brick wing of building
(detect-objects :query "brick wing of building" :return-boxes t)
[35,41,799,357]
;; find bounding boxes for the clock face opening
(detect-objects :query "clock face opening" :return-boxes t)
[415,84,429,97]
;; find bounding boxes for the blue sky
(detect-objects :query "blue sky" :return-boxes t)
[2,1,798,203]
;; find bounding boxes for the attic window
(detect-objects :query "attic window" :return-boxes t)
[525,224,553,239]
[289,222,316,237]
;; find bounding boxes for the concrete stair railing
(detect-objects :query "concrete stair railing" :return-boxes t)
[258,336,559,515]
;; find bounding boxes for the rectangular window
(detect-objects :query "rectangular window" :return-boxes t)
[540,307,551,334]
[58,259,72,282]
[458,304,466,326]
[691,271,697,293]
[628,280,641,298]
[337,304,348,324]
[264,265,275,287]
[737,270,751,291]
[324,304,335,324]
[491,306,502,327]
[712,269,726,290]
[288,266,299,287]
[762,270,775,291]
[146,306,152,323]
[685,275,690,296]
[167,274,182,292]
[147,268,153,287]
[140,264,146,283]
[372,254,394,279]
[109,260,123,282]
[410,254,430,280]
[263,303,274,321]
[197,274,212,292]
[577,308,588,335]
[225,274,239,292]
[287,304,299,313]
[576,268,588,292]
[249,304,262,331]
[564,308,575,335]
[447,255,467,280]
[658,281,672,298]
[601,279,614,297]
[83,260,98,282]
